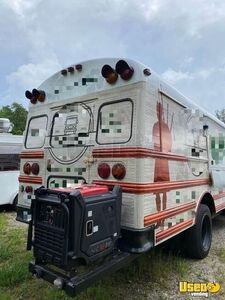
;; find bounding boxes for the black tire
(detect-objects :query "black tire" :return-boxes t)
[12,195,18,211]
[183,204,212,259]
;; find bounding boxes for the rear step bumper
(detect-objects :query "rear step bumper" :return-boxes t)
[29,251,138,297]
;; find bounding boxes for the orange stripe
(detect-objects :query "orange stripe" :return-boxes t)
[18,175,43,184]
[156,219,193,243]
[20,151,44,159]
[213,192,225,200]
[144,201,196,226]
[93,147,188,161]
[93,179,210,194]
[215,203,225,212]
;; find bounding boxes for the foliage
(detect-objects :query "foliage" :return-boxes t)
[216,108,225,124]
[0,102,27,135]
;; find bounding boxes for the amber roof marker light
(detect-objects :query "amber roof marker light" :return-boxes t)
[32,89,46,102]
[143,68,151,76]
[115,60,134,80]
[25,89,46,104]
[101,65,118,84]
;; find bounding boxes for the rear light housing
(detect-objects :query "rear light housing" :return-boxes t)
[112,163,126,180]
[68,66,74,73]
[31,163,40,175]
[76,64,82,71]
[61,69,67,76]
[23,162,31,175]
[143,68,151,76]
[101,65,118,84]
[25,89,46,103]
[25,186,33,193]
[115,60,134,80]
[98,163,110,179]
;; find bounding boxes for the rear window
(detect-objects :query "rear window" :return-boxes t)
[96,99,133,144]
[25,115,48,149]
[50,103,91,148]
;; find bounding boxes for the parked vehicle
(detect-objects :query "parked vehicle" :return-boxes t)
[17,58,225,296]
[0,118,23,208]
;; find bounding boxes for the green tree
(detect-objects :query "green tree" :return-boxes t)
[216,109,225,123]
[0,102,28,135]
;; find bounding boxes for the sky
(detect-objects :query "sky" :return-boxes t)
[1,0,225,114]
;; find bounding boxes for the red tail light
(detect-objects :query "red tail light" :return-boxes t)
[101,65,118,84]
[25,186,33,193]
[23,163,31,175]
[98,163,110,179]
[112,163,126,180]
[115,60,134,80]
[31,163,40,175]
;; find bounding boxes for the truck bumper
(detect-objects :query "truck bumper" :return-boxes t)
[29,251,137,297]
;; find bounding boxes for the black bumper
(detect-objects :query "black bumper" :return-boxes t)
[29,251,137,297]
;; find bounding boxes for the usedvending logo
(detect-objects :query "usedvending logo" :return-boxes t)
[179,281,220,297]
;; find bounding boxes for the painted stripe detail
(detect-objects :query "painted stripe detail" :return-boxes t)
[93,147,188,161]
[20,151,44,159]
[18,176,43,184]
[156,219,193,243]
[215,203,225,212]
[213,192,225,200]
[93,179,210,194]
[144,201,196,226]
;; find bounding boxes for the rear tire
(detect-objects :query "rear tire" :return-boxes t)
[12,195,18,211]
[183,204,212,259]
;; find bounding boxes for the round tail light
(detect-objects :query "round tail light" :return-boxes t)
[115,60,134,80]
[98,163,110,179]
[31,163,40,175]
[23,162,31,175]
[112,163,126,180]
[25,186,33,193]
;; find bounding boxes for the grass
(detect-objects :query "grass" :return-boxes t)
[0,212,190,300]
[214,248,225,262]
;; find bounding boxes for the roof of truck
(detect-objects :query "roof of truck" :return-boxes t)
[35,57,225,129]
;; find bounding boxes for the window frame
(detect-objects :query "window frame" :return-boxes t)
[96,98,134,145]
[25,114,48,149]
[49,102,92,148]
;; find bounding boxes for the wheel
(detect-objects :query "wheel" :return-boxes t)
[183,204,212,259]
[12,195,18,211]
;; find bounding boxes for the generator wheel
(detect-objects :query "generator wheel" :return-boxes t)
[184,204,212,259]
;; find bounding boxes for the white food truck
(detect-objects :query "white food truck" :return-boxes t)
[0,118,23,207]
[17,58,225,296]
